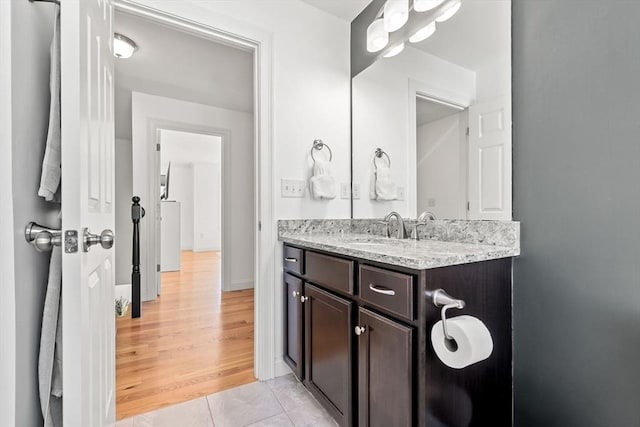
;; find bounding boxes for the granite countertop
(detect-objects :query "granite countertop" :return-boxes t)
[279,232,520,270]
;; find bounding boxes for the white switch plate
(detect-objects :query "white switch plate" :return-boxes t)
[281,179,306,198]
[352,183,361,199]
[340,183,350,199]
[397,186,405,201]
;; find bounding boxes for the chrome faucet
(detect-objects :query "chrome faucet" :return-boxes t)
[411,211,436,240]
[382,211,407,239]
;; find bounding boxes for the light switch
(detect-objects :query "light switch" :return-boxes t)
[281,179,306,198]
[352,183,361,199]
[340,183,350,199]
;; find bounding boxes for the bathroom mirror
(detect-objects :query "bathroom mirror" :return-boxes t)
[351,0,512,220]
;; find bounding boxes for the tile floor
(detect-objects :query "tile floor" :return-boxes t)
[115,374,338,427]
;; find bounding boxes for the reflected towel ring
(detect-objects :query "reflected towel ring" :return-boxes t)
[311,139,333,163]
[373,148,391,170]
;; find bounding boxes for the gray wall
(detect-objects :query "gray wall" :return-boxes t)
[513,1,640,425]
[10,2,59,426]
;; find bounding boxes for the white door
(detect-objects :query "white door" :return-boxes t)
[468,96,512,220]
[61,0,115,425]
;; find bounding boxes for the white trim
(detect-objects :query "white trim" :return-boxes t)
[225,280,254,292]
[407,78,471,217]
[115,0,276,381]
[0,1,16,424]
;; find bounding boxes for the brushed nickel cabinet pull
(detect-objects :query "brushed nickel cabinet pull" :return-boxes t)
[285,257,298,263]
[369,283,396,296]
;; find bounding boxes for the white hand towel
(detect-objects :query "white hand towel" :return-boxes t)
[38,8,61,202]
[39,246,63,427]
[310,160,337,200]
[372,165,397,200]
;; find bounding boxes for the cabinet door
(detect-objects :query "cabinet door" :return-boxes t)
[357,308,414,427]
[304,284,353,427]
[283,273,304,379]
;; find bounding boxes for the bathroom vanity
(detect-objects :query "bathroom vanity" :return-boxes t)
[279,219,519,427]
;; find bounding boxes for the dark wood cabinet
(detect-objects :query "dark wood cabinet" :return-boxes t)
[357,308,414,427]
[304,283,353,427]
[283,273,304,379]
[282,243,513,427]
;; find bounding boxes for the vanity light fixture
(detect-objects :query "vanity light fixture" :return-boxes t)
[113,33,138,59]
[409,21,436,43]
[413,0,445,12]
[384,0,409,32]
[435,0,462,22]
[367,18,389,52]
[384,43,405,58]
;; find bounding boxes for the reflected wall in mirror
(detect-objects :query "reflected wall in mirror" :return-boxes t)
[352,0,512,220]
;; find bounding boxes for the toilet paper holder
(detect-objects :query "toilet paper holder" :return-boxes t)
[431,289,466,341]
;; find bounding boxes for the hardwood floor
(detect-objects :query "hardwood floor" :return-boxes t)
[115,250,256,420]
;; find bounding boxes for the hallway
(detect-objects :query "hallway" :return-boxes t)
[115,251,255,419]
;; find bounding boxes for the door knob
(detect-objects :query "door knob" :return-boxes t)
[34,231,62,252]
[83,228,115,252]
[355,326,366,336]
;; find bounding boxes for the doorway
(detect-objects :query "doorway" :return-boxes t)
[112,7,260,419]
[415,95,469,219]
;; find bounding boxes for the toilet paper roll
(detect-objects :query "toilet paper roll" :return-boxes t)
[431,315,493,369]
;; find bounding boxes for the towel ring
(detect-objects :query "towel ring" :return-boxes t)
[373,148,391,170]
[311,139,332,163]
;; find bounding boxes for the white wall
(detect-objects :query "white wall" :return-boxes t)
[132,0,352,220]
[416,111,468,219]
[352,46,476,218]
[115,138,133,286]
[476,53,511,103]
[167,163,194,249]
[2,2,59,425]
[193,162,222,252]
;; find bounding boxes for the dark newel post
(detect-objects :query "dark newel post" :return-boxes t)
[131,196,145,318]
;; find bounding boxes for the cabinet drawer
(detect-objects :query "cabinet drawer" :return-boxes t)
[305,251,354,295]
[359,265,414,320]
[284,245,304,275]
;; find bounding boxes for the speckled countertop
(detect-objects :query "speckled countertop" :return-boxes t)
[278,219,520,270]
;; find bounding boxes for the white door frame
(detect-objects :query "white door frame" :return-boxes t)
[153,121,232,293]
[115,0,276,380]
[0,1,16,423]
[407,78,472,217]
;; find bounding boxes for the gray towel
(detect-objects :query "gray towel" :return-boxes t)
[38,7,61,202]
[38,246,63,427]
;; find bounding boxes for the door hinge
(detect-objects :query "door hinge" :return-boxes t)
[258,221,262,231]
[157,264,161,272]
[156,143,161,151]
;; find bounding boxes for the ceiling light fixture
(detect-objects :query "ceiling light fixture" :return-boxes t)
[384,0,409,32]
[435,0,462,22]
[113,33,138,59]
[409,21,436,43]
[413,0,445,12]
[366,18,389,52]
[384,43,405,58]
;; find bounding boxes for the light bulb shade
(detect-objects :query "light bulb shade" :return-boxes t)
[384,0,409,32]
[384,43,405,58]
[367,19,389,52]
[113,33,138,59]
[409,21,436,43]
[435,0,462,22]
[413,0,445,12]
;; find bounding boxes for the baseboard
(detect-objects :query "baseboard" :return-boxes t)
[192,246,221,252]
[275,357,292,378]
[223,280,254,292]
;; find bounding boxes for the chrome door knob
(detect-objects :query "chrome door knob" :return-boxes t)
[355,326,366,336]
[33,231,62,253]
[83,228,115,252]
